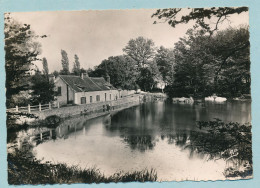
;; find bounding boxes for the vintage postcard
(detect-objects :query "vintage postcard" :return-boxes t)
[5,7,252,184]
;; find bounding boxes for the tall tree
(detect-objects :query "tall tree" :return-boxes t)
[72,54,81,75]
[42,57,49,76]
[89,55,139,90]
[60,49,70,75]
[155,46,175,84]
[210,27,250,97]
[5,15,44,107]
[123,36,156,68]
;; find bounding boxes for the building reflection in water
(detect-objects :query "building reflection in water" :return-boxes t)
[12,100,252,180]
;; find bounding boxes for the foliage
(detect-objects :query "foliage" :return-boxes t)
[154,46,175,84]
[30,72,56,104]
[187,119,252,178]
[121,36,163,91]
[89,55,139,90]
[8,150,157,184]
[6,112,37,132]
[137,61,162,91]
[5,15,44,107]
[122,135,156,152]
[72,54,81,75]
[8,91,31,107]
[210,27,250,97]
[166,27,250,98]
[52,70,59,78]
[42,57,49,76]
[160,119,252,178]
[123,36,156,68]
[152,7,248,35]
[60,49,70,75]
[166,29,215,98]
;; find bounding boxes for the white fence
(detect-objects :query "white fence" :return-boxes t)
[6,102,61,113]
[6,94,142,114]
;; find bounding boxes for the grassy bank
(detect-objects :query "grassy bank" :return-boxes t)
[8,150,157,185]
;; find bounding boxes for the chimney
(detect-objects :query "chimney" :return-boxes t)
[81,72,88,79]
[48,74,55,82]
[105,73,110,83]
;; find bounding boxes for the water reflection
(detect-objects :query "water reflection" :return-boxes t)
[13,100,251,181]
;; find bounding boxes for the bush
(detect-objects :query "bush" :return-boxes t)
[8,150,157,185]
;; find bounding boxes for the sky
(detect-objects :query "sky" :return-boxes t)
[10,8,249,72]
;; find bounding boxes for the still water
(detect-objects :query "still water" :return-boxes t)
[33,100,251,181]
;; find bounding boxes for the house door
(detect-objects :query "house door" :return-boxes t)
[81,97,86,104]
[105,93,107,101]
[90,96,93,103]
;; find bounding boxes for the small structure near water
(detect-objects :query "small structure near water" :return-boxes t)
[205,96,227,102]
[172,97,194,104]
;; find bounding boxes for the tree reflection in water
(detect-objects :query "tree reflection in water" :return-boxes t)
[161,119,252,178]
[10,100,252,180]
[106,110,252,178]
[188,119,252,178]
[122,135,156,152]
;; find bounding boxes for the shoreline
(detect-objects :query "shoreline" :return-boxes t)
[7,93,167,132]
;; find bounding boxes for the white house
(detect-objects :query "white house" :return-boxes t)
[55,73,119,105]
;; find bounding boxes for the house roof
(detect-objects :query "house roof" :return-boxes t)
[58,75,116,92]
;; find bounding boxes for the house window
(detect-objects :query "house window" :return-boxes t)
[81,97,86,104]
[57,87,62,96]
[96,95,100,102]
[110,94,111,100]
[90,96,92,103]
[105,93,107,101]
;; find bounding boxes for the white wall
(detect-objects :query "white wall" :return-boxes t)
[74,90,119,104]
[55,77,75,105]
[120,90,136,97]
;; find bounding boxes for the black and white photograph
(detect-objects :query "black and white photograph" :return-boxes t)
[5,7,252,184]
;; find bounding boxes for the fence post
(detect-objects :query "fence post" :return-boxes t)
[49,102,51,110]
[16,106,18,112]
[28,104,31,113]
[39,103,41,112]
[57,102,60,108]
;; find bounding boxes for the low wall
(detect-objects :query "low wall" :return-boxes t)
[120,90,136,97]
[33,95,142,120]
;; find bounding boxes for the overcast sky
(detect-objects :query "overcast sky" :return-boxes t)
[11,8,249,72]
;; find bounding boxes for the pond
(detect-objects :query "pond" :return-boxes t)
[27,100,251,181]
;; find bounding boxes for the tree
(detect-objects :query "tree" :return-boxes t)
[152,7,250,98]
[211,27,250,97]
[5,15,44,107]
[166,27,250,98]
[60,49,69,75]
[136,61,163,92]
[52,70,59,78]
[166,29,213,98]
[72,54,81,75]
[123,36,156,68]
[30,71,56,104]
[152,7,248,35]
[155,46,175,84]
[90,55,139,90]
[42,57,49,76]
